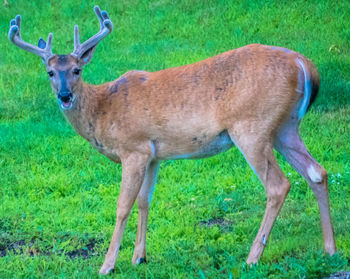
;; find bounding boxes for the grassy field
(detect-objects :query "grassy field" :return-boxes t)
[1,0,350,278]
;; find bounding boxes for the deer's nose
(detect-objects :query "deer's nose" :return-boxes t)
[58,91,72,102]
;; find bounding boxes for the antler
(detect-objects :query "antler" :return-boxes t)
[72,6,113,58]
[8,15,53,62]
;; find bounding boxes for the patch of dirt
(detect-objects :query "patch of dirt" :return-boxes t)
[0,237,37,257]
[65,239,101,260]
[0,233,101,259]
[199,217,234,232]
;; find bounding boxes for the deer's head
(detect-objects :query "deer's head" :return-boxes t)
[8,6,113,110]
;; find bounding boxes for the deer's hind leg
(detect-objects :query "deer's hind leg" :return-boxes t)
[274,124,336,255]
[228,128,291,264]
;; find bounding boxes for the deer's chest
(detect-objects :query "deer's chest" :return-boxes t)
[89,137,121,163]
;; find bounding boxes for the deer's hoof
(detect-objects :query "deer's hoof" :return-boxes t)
[136,257,147,265]
[99,265,114,275]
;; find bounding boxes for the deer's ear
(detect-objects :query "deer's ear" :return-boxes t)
[79,46,96,65]
[38,38,47,49]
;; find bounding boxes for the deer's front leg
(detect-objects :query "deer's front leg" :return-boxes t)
[99,152,151,275]
[132,160,160,265]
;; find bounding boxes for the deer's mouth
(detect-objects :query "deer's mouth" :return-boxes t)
[58,94,76,110]
[61,101,72,109]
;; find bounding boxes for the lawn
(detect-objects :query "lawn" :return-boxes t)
[0,0,349,278]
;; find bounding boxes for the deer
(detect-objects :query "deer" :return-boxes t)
[8,6,336,275]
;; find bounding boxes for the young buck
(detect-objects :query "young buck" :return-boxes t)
[9,6,336,275]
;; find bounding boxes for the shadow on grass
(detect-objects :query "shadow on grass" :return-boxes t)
[199,217,234,233]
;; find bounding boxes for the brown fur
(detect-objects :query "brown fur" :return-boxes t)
[56,45,305,161]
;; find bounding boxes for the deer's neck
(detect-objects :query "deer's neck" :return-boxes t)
[63,81,106,143]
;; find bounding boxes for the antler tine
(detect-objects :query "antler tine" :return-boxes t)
[74,25,80,49]
[14,14,21,33]
[94,6,105,29]
[46,32,53,52]
[72,5,113,58]
[8,15,53,62]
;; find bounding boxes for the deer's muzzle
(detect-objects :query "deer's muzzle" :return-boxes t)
[58,91,72,102]
[58,91,74,110]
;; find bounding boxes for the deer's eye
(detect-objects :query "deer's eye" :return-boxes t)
[47,71,54,77]
[73,68,81,75]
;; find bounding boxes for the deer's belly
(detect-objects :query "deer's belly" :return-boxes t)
[90,130,233,162]
[163,130,234,160]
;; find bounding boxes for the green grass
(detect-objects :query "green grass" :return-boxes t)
[1,0,350,278]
